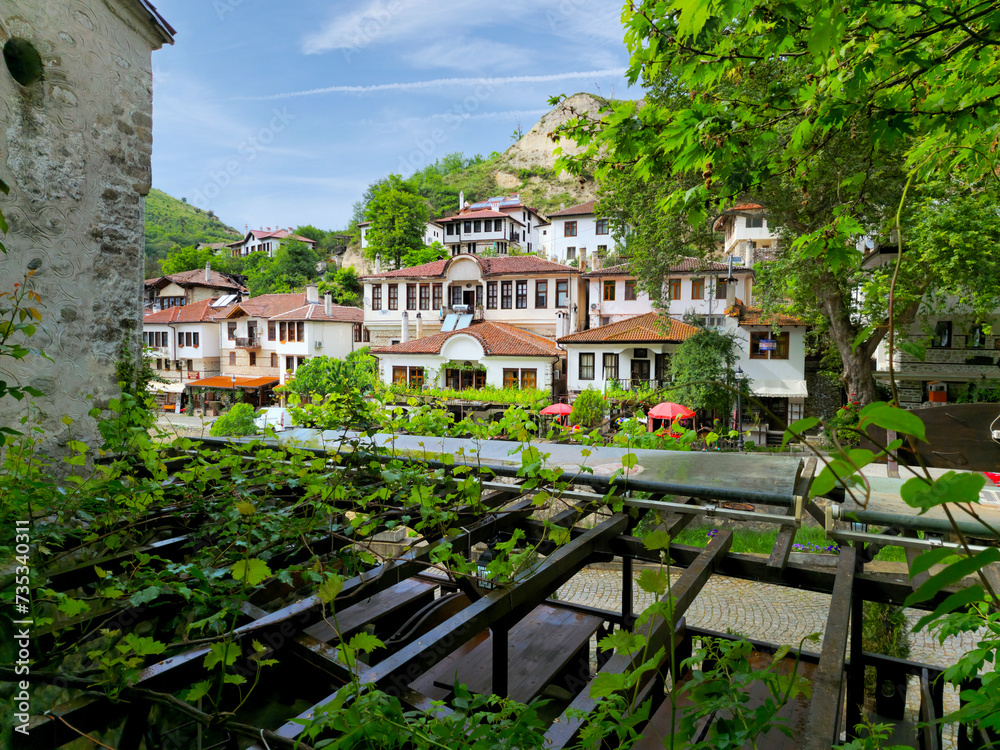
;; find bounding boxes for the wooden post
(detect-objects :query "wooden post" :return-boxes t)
[847,590,864,739]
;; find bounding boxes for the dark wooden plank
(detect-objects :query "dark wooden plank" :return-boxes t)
[412,603,602,704]
[920,668,941,750]
[545,531,734,749]
[803,545,856,750]
[768,522,796,571]
[847,590,864,739]
[263,514,629,744]
[303,577,437,643]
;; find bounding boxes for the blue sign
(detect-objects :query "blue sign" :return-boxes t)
[760,339,777,351]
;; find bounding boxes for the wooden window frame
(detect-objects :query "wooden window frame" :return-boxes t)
[579,353,595,380]
[668,279,681,301]
[564,221,577,237]
[501,281,513,310]
[487,281,497,309]
[406,284,417,311]
[624,281,637,301]
[372,285,382,311]
[419,284,430,310]
[432,283,442,310]
[692,278,705,300]
[388,284,399,310]
[603,280,616,301]
[516,280,528,309]
[535,280,547,308]
[595,218,609,235]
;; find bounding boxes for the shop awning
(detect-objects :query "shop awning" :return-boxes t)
[187,375,279,390]
[751,379,808,398]
[147,381,187,394]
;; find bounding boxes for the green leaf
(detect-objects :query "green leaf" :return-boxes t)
[858,402,926,442]
[901,472,985,514]
[782,417,819,447]
[203,641,240,670]
[598,628,646,655]
[898,340,927,361]
[231,558,271,586]
[124,634,166,656]
[186,680,212,702]
[589,671,628,699]
[347,632,384,655]
[318,574,344,604]
[622,452,638,470]
[642,529,672,551]
[56,597,91,617]
[914,585,985,632]
[224,674,247,685]
[908,547,960,578]
[636,568,670,596]
[128,585,160,607]
[234,500,256,516]
[905,548,1000,606]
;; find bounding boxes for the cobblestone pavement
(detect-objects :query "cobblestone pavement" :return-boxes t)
[557,566,988,747]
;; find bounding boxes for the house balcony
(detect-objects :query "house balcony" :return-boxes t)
[608,378,668,392]
[234,336,260,350]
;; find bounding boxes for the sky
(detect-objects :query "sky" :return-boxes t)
[148,0,636,233]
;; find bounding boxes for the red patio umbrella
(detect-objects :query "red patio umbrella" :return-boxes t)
[540,403,573,416]
[648,401,695,420]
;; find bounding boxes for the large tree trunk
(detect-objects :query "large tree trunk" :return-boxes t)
[815,271,881,406]
[815,271,923,407]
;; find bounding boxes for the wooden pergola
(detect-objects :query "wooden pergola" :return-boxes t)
[18,436,997,750]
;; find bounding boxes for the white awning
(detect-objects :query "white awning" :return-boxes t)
[751,379,808,398]
[147,381,187,394]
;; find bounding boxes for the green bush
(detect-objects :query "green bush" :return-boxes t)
[571,388,605,428]
[209,402,257,436]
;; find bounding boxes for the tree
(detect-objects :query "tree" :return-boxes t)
[667,327,741,418]
[279,351,378,398]
[401,241,448,269]
[321,266,362,307]
[363,175,431,269]
[160,244,219,275]
[555,0,1000,404]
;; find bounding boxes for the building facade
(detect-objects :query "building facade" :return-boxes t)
[228,227,318,258]
[362,255,584,345]
[547,200,618,266]
[144,263,246,310]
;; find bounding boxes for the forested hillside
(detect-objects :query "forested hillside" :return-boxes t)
[144,189,240,275]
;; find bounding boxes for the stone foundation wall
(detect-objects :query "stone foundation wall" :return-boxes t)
[804,361,842,421]
[0,1,168,454]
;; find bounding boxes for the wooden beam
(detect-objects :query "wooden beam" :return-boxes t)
[545,531,734,750]
[262,514,629,745]
[804,545,856,750]
[767,512,796,571]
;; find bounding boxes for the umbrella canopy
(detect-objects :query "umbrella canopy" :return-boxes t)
[540,403,574,416]
[648,401,695,420]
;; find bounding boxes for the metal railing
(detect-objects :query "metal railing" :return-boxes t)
[607,378,668,391]
[234,336,260,349]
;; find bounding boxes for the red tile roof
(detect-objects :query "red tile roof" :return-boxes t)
[548,200,597,217]
[437,209,519,223]
[269,303,363,323]
[212,292,309,320]
[725,300,806,326]
[364,255,579,280]
[372,322,562,358]
[145,269,246,291]
[190,375,279,389]
[557,313,700,344]
[143,298,220,324]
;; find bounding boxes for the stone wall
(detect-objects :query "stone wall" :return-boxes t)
[803,361,843,421]
[0,1,170,453]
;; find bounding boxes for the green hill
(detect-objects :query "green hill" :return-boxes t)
[144,189,241,273]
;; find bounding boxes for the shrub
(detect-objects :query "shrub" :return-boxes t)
[571,388,605,428]
[209,402,257,436]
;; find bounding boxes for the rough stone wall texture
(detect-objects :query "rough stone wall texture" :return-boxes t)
[803,361,843,421]
[0,1,167,453]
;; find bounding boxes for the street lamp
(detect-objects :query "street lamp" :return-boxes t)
[734,366,745,451]
[231,374,237,405]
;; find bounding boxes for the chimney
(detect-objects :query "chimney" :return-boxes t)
[459,191,464,212]
[401,310,410,343]
[205,261,211,283]
[374,256,382,273]
[415,312,423,339]
[306,284,319,304]
[560,202,565,210]
[594,253,602,271]
[324,292,332,316]
[726,277,737,308]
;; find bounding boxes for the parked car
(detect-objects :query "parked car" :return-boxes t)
[254,407,292,432]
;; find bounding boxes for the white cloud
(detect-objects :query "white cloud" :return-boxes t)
[232,68,626,101]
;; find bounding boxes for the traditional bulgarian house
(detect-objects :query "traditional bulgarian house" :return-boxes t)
[361,255,584,346]
[582,258,753,330]
[142,299,224,407]
[215,286,364,386]
[371,322,563,393]
[712,202,782,266]
[547,200,618,266]
[358,221,446,252]
[144,263,246,311]
[228,227,318,258]
[725,300,810,431]
[558,313,700,393]
[434,193,548,256]
[863,249,1000,408]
